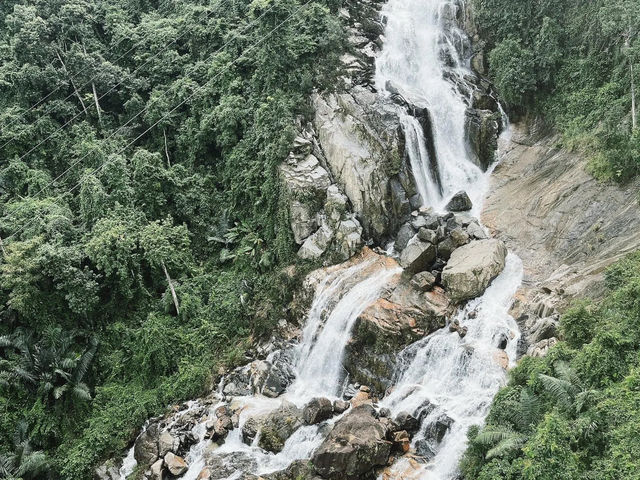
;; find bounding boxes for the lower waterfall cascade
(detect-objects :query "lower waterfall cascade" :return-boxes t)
[117,1,524,479]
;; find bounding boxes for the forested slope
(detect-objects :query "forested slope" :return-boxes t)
[0,1,344,478]
[473,0,640,180]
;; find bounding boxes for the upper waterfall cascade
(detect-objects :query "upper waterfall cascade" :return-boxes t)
[375,0,489,215]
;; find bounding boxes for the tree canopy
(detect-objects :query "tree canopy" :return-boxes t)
[0,0,344,478]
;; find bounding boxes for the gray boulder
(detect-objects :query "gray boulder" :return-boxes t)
[442,239,507,302]
[445,191,473,212]
[158,431,180,457]
[395,223,416,252]
[134,424,160,466]
[94,462,121,480]
[303,398,334,425]
[243,401,303,453]
[399,236,437,273]
[410,272,437,292]
[312,405,391,479]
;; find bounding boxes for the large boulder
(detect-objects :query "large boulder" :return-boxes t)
[134,424,160,466]
[158,431,180,457]
[242,401,303,453]
[312,405,392,479]
[94,462,121,480]
[164,452,188,476]
[445,191,473,212]
[466,109,501,171]
[442,239,507,302]
[303,398,334,425]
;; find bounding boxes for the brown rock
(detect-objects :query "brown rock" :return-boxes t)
[351,391,371,408]
[392,430,411,453]
[150,459,164,480]
[164,452,188,476]
[493,350,509,370]
[197,468,212,480]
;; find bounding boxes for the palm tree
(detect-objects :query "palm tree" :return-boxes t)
[474,388,541,459]
[0,327,98,405]
[0,422,49,480]
[539,361,597,415]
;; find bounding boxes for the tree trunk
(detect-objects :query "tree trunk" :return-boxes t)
[162,261,180,315]
[632,61,637,130]
[626,29,637,130]
[55,49,88,115]
[0,236,6,257]
[164,129,172,167]
[92,82,102,125]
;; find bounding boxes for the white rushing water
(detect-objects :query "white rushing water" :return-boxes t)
[372,1,524,477]
[289,259,402,399]
[381,254,522,479]
[376,0,488,214]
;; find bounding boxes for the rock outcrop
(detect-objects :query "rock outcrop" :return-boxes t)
[280,129,365,262]
[313,88,416,242]
[442,239,507,302]
[344,281,449,393]
[483,120,640,355]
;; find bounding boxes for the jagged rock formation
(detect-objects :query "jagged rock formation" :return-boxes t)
[312,88,416,242]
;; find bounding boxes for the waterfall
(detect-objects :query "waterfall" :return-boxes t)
[375,0,488,213]
[119,2,522,479]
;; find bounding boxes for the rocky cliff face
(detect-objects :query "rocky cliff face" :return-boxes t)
[483,121,640,357]
[280,0,419,258]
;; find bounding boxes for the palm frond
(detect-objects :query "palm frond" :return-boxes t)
[554,361,582,392]
[0,454,16,477]
[539,374,574,410]
[518,388,541,429]
[475,426,518,446]
[53,385,67,400]
[60,358,76,371]
[486,434,526,459]
[11,367,36,385]
[72,383,92,401]
[16,450,48,477]
[0,335,14,349]
[73,338,98,384]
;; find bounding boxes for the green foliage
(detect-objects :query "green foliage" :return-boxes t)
[461,252,640,479]
[0,0,345,478]
[473,0,640,180]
